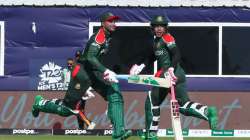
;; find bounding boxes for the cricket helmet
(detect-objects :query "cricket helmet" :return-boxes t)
[150,15,168,27]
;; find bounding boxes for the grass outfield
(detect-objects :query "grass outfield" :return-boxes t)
[0,136,249,140]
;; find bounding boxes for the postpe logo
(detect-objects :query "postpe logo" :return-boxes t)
[13,129,35,135]
[65,129,87,135]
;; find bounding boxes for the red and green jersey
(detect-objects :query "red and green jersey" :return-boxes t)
[153,33,186,81]
[79,27,110,73]
[153,33,180,70]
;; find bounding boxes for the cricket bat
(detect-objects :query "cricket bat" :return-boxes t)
[118,75,171,88]
[170,85,184,140]
[119,74,182,139]
[120,74,183,139]
[76,101,96,129]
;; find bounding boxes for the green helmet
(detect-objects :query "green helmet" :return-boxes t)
[150,15,168,27]
[100,12,119,22]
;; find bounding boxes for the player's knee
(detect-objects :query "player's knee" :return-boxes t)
[179,101,208,120]
[145,96,150,105]
[110,83,120,93]
[57,109,71,117]
[176,96,191,107]
[147,91,161,106]
[108,92,124,103]
[57,106,75,117]
[145,95,152,109]
[179,101,191,115]
[106,84,123,103]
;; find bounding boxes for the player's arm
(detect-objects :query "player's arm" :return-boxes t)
[162,34,180,83]
[162,33,181,69]
[168,46,181,84]
[86,42,118,83]
[85,42,107,73]
[169,46,181,68]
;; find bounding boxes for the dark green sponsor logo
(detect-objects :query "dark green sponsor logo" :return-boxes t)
[129,76,160,86]
[142,77,160,86]
[128,75,140,83]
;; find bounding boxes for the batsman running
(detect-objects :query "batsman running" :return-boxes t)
[78,12,132,140]
[41,12,131,139]
[130,15,218,140]
[32,12,132,140]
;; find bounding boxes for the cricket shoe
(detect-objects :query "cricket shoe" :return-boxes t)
[113,130,132,140]
[87,122,96,130]
[140,131,158,140]
[207,106,218,130]
[31,95,43,117]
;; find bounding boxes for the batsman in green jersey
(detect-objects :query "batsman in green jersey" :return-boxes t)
[33,12,131,140]
[78,12,132,140]
[130,15,218,140]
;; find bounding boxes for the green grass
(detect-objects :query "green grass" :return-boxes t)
[0,136,249,140]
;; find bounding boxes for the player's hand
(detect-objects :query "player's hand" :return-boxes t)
[164,67,178,85]
[103,69,118,83]
[129,63,145,75]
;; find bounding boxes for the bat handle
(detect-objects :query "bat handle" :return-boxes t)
[79,111,91,126]
[76,101,91,126]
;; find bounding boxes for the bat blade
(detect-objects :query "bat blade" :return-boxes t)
[171,99,183,140]
[127,75,171,88]
[170,85,184,140]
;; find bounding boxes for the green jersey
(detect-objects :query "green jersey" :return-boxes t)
[79,27,110,73]
[153,33,185,82]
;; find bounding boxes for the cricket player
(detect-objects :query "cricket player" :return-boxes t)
[130,15,218,140]
[62,51,95,129]
[77,12,132,140]
[62,58,75,90]
[32,55,96,129]
[32,12,132,140]
[72,50,96,129]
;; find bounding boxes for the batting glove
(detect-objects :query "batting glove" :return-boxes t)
[129,63,145,75]
[103,69,118,83]
[82,87,95,100]
[164,67,178,85]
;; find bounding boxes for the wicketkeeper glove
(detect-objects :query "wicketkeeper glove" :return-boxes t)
[164,67,178,85]
[129,63,145,75]
[103,69,118,83]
